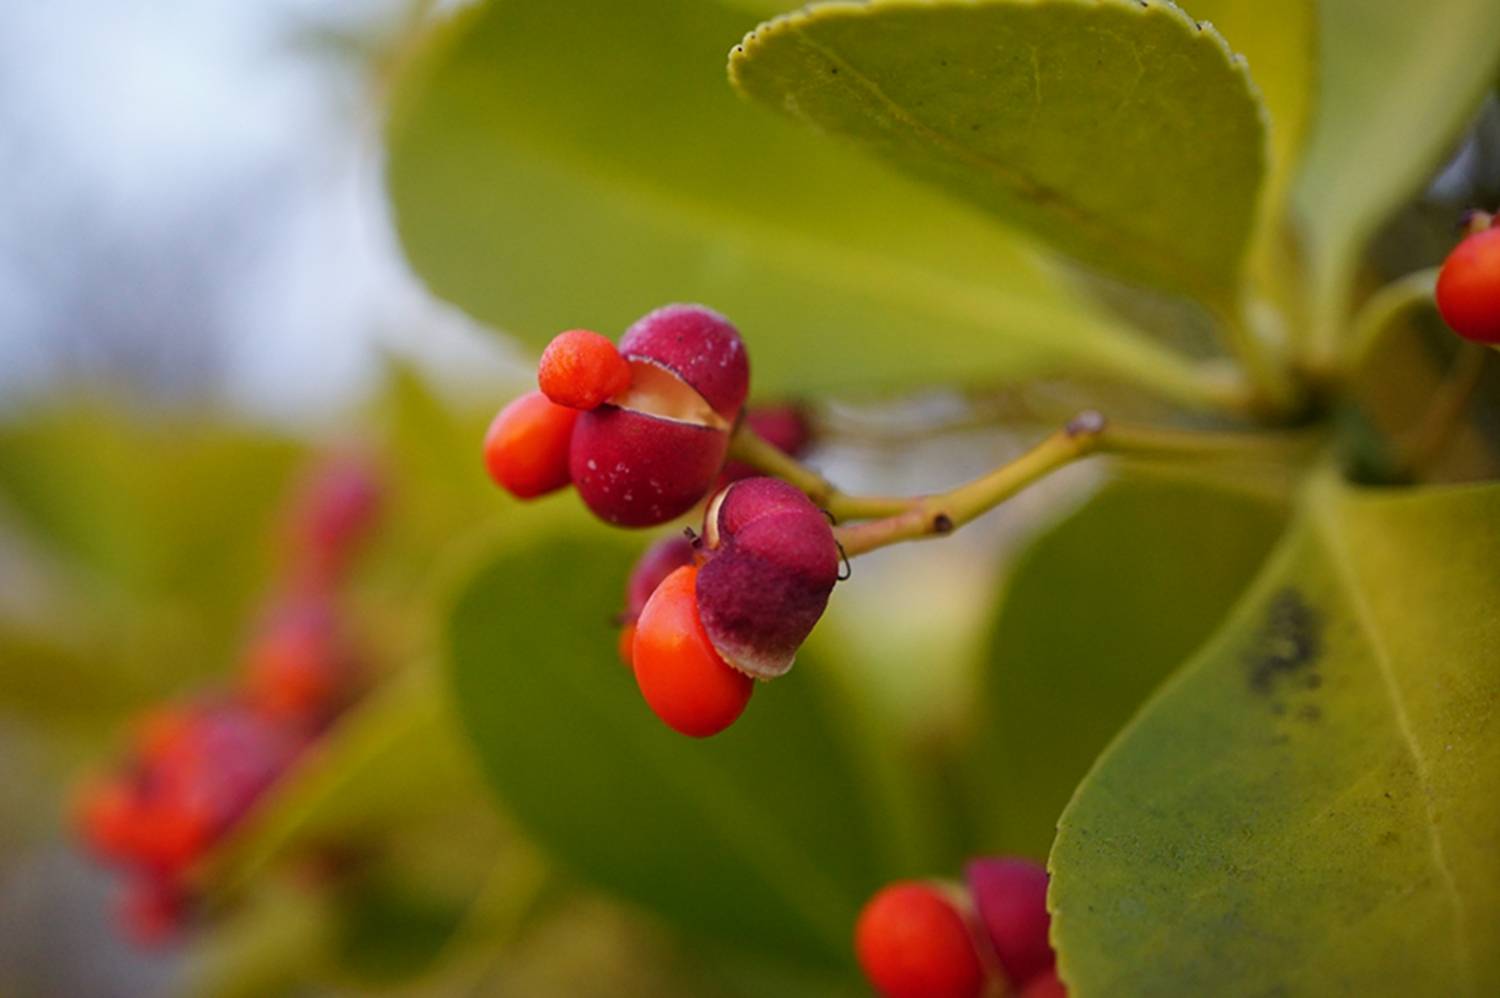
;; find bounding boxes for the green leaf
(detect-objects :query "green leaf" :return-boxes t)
[1051,473,1500,995]
[1295,0,1500,350]
[0,620,143,728]
[329,873,473,985]
[730,0,1268,308]
[444,514,893,972]
[969,470,1287,859]
[387,0,1225,406]
[1177,0,1315,227]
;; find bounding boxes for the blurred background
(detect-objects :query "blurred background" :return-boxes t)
[2,1,1497,995]
[0,2,517,994]
[0,0,509,421]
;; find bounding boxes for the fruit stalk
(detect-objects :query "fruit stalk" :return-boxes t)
[732,413,1313,558]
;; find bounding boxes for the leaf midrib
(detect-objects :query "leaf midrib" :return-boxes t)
[737,3,1248,307]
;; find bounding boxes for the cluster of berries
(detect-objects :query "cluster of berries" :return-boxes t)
[485,304,750,524]
[484,305,833,737]
[1437,211,1500,344]
[856,857,1062,998]
[73,459,382,945]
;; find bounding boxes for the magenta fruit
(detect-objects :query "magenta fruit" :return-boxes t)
[695,477,839,678]
[618,304,749,420]
[964,857,1055,988]
[625,534,699,622]
[570,305,750,527]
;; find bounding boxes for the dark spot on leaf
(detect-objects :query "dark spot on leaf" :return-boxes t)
[829,66,838,75]
[1298,704,1321,723]
[1304,673,1322,690]
[1245,588,1323,695]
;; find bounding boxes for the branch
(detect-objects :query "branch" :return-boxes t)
[731,413,1313,558]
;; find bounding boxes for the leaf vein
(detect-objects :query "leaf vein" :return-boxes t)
[775,16,1228,305]
[1312,499,1476,996]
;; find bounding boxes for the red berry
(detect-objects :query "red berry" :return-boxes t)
[625,535,698,621]
[965,857,1055,987]
[617,621,637,667]
[569,305,749,527]
[119,876,186,948]
[854,882,986,998]
[1437,226,1500,343]
[538,329,632,410]
[243,600,352,726]
[631,565,753,737]
[127,702,301,874]
[618,535,697,666]
[74,775,139,862]
[484,390,580,499]
[695,478,839,679]
[1021,968,1068,998]
[287,457,383,586]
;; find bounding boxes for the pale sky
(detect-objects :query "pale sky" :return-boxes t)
[0,0,511,424]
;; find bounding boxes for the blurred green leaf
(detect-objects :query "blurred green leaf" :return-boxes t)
[731,0,1268,308]
[329,872,473,986]
[387,0,1226,405]
[1295,0,1500,349]
[0,406,308,710]
[968,469,1286,859]
[1051,473,1500,995]
[375,359,499,535]
[444,512,893,973]
[0,406,299,607]
[0,620,143,727]
[1178,0,1315,236]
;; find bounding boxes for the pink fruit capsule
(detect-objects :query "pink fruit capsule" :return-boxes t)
[619,304,749,421]
[695,477,839,679]
[965,857,1055,987]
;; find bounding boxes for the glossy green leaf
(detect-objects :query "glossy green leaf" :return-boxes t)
[1295,0,1500,349]
[444,515,892,972]
[387,0,1225,405]
[730,0,1268,308]
[1051,474,1500,995]
[969,470,1286,859]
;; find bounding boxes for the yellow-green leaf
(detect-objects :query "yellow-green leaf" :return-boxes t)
[969,470,1286,859]
[730,0,1268,308]
[444,513,893,972]
[1051,473,1500,995]
[386,0,1223,405]
[1295,0,1500,353]
[1177,0,1315,282]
